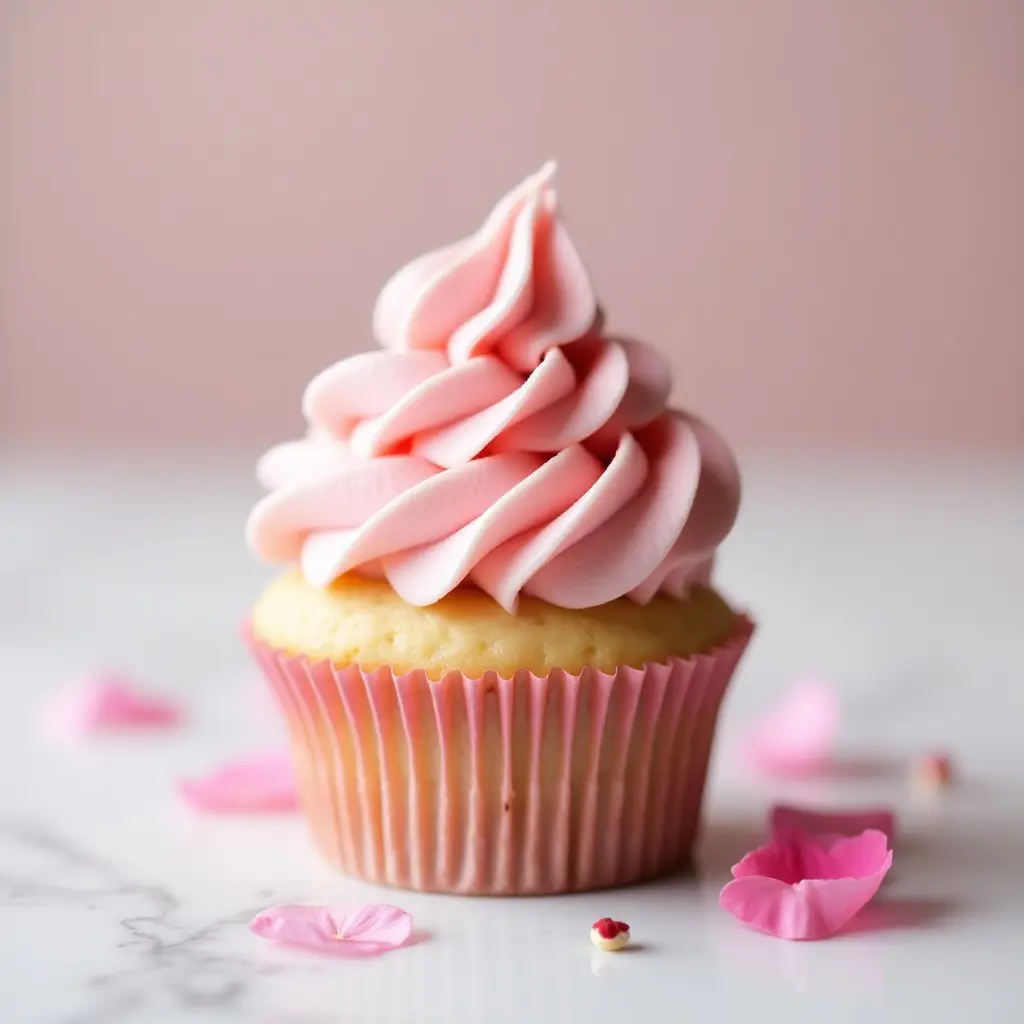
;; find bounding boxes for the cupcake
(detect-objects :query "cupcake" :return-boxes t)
[246,163,752,894]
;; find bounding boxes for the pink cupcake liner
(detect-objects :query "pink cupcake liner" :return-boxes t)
[246,617,754,895]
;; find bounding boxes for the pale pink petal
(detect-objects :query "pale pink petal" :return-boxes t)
[249,903,413,956]
[329,904,414,947]
[45,674,181,739]
[720,829,893,940]
[743,678,840,776]
[179,751,298,813]
[771,804,897,843]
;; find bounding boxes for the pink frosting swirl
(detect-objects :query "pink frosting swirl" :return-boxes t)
[248,163,740,612]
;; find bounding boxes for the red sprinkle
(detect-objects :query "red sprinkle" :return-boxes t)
[593,917,629,939]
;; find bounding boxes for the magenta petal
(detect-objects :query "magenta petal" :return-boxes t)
[743,678,839,775]
[249,904,413,956]
[45,674,181,738]
[720,874,890,941]
[771,804,897,843]
[179,751,298,813]
[721,829,893,940]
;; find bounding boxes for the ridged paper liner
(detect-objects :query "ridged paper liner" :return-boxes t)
[246,617,753,895]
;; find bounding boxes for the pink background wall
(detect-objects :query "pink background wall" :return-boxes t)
[2,1,1021,453]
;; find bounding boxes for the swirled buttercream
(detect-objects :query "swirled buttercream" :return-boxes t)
[248,164,739,611]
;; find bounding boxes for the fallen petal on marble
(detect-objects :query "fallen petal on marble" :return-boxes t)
[250,903,413,955]
[179,751,298,812]
[743,678,839,776]
[771,804,897,843]
[911,751,955,793]
[720,828,893,940]
[44,674,181,739]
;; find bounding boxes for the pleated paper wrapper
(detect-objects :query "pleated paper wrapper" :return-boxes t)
[247,617,753,895]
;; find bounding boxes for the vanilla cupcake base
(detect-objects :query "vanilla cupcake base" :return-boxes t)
[247,616,753,895]
[253,570,738,678]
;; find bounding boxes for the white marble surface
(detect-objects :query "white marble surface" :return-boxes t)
[1,452,1023,1023]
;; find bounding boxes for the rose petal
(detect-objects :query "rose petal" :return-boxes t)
[179,751,298,813]
[771,804,897,843]
[721,829,893,940]
[249,903,413,956]
[44,674,181,739]
[912,752,955,792]
[743,678,839,776]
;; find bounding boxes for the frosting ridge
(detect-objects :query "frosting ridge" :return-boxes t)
[248,164,740,611]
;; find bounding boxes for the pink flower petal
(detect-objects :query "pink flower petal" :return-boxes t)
[45,673,181,739]
[743,678,839,776]
[720,829,893,940]
[912,751,955,792]
[249,903,413,956]
[771,804,897,843]
[179,751,298,813]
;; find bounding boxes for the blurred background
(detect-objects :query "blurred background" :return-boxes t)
[1,10,1023,1020]
[2,0,1021,456]
[0,1,1021,685]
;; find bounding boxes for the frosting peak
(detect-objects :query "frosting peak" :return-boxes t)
[373,161,598,372]
[249,165,740,612]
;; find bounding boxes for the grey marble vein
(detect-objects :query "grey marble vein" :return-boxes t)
[0,822,279,1023]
